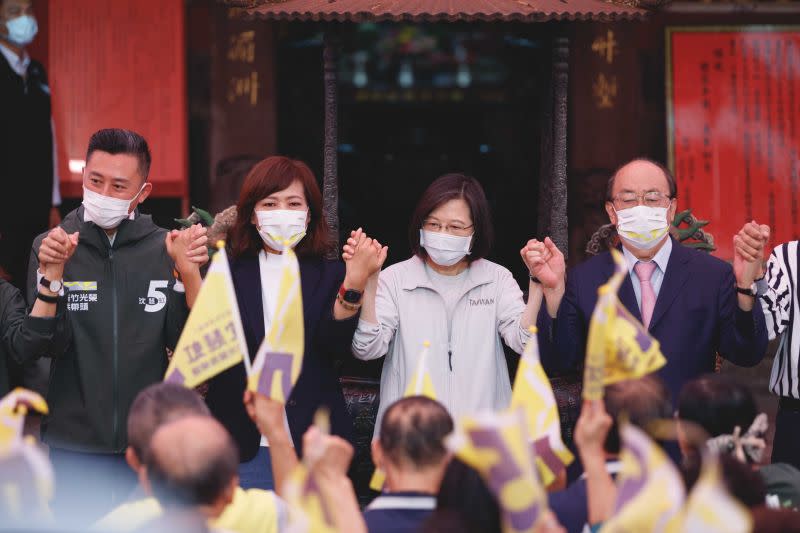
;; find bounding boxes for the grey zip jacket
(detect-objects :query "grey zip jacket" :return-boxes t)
[28,207,189,453]
[352,255,532,437]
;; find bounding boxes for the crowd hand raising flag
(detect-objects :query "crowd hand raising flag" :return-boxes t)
[600,421,685,533]
[511,327,574,489]
[247,243,305,403]
[584,249,666,401]
[0,388,54,523]
[283,409,366,533]
[446,408,549,533]
[164,241,248,388]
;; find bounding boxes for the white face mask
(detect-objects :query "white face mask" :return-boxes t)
[256,209,308,252]
[5,15,38,46]
[614,205,670,250]
[82,185,145,230]
[420,229,472,267]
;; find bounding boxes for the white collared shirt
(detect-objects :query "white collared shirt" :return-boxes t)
[622,237,672,309]
[0,41,61,207]
[257,249,294,448]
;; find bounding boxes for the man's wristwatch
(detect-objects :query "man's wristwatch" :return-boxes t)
[40,276,63,294]
[338,285,363,311]
[736,283,757,297]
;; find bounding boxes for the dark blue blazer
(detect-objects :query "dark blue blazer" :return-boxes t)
[205,253,358,462]
[541,239,768,401]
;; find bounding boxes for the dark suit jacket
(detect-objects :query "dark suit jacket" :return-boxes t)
[205,253,358,462]
[541,239,768,401]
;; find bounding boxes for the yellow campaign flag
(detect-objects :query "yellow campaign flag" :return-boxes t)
[283,463,337,533]
[447,408,547,533]
[601,422,685,533]
[403,341,437,399]
[247,246,305,403]
[511,328,574,487]
[0,388,53,523]
[584,249,667,400]
[372,341,438,491]
[681,453,752,533]
[164,244,248,388]
[0,388,48,452]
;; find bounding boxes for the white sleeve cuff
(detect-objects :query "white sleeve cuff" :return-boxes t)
[173,280,186,293]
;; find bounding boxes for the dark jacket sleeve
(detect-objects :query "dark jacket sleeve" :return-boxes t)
[315,262,360,361]
[164,278,190,351]
[1,280,68,365]
[545,271,586,375]
[717,266,768,367]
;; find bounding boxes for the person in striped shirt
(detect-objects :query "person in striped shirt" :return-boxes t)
[757,238,800,471]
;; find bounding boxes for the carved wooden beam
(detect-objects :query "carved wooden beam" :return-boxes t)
[323,32,340,259]
[550,36,569,258]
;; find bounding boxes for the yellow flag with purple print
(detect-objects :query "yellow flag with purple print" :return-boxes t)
[447,408,548,533]
[0,388,54,523]
[283,464,337,533]
[371,341,438,491]
[601,422,685,533]
[511,328,574,487]
[247,246,305,403]
[583,249,666,400]
[682,453,752,533]
[164,244,248,388]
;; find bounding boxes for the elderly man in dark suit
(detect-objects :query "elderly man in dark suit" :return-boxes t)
[526,158,770,401]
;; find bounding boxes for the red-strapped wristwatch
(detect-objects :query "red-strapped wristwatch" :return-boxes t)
[338,285,363,310]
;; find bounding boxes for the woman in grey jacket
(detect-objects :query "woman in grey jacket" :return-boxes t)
[344,173,547,436]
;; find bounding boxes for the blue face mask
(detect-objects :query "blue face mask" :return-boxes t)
[5,15,38,46]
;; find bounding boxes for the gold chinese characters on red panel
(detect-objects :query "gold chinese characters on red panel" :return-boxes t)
[668,27,800,260]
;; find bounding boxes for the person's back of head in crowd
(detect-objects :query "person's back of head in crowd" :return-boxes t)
[752,506,800,533]
[603,375,673,457]
[126,382,211,483]
[423,458,501,533]
[143,415,239,524]
[677,373,761,464]
[372,396,454,494]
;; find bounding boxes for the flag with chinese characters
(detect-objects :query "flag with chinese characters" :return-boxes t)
[510,328,573,487]
[0,388,54,522]
[681,453,752,533]
[164,244,248,388]
[601,422,685,533]
[584,249,666,400]
[371,341,437,491]
[247,246,305,403]
[446,408,547,533]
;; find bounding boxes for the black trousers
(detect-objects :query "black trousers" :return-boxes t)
[771,398,800,470]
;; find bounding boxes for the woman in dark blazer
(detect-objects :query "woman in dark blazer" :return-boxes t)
[205,156,380,490]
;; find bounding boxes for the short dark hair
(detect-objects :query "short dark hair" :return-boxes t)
[677,374,758,443]
[86,128,152,179]
[127,383,210,460]
[605,158,677,202]
[425,458,501,533]
[379,396,454,470]
[603,375,673,454]
[146,418,239,508]
[228,155,332,259]
[409,173,493,263]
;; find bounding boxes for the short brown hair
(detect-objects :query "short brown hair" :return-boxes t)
[408,173,493,263]
[228,156,332,259]
[603,375,672,454]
